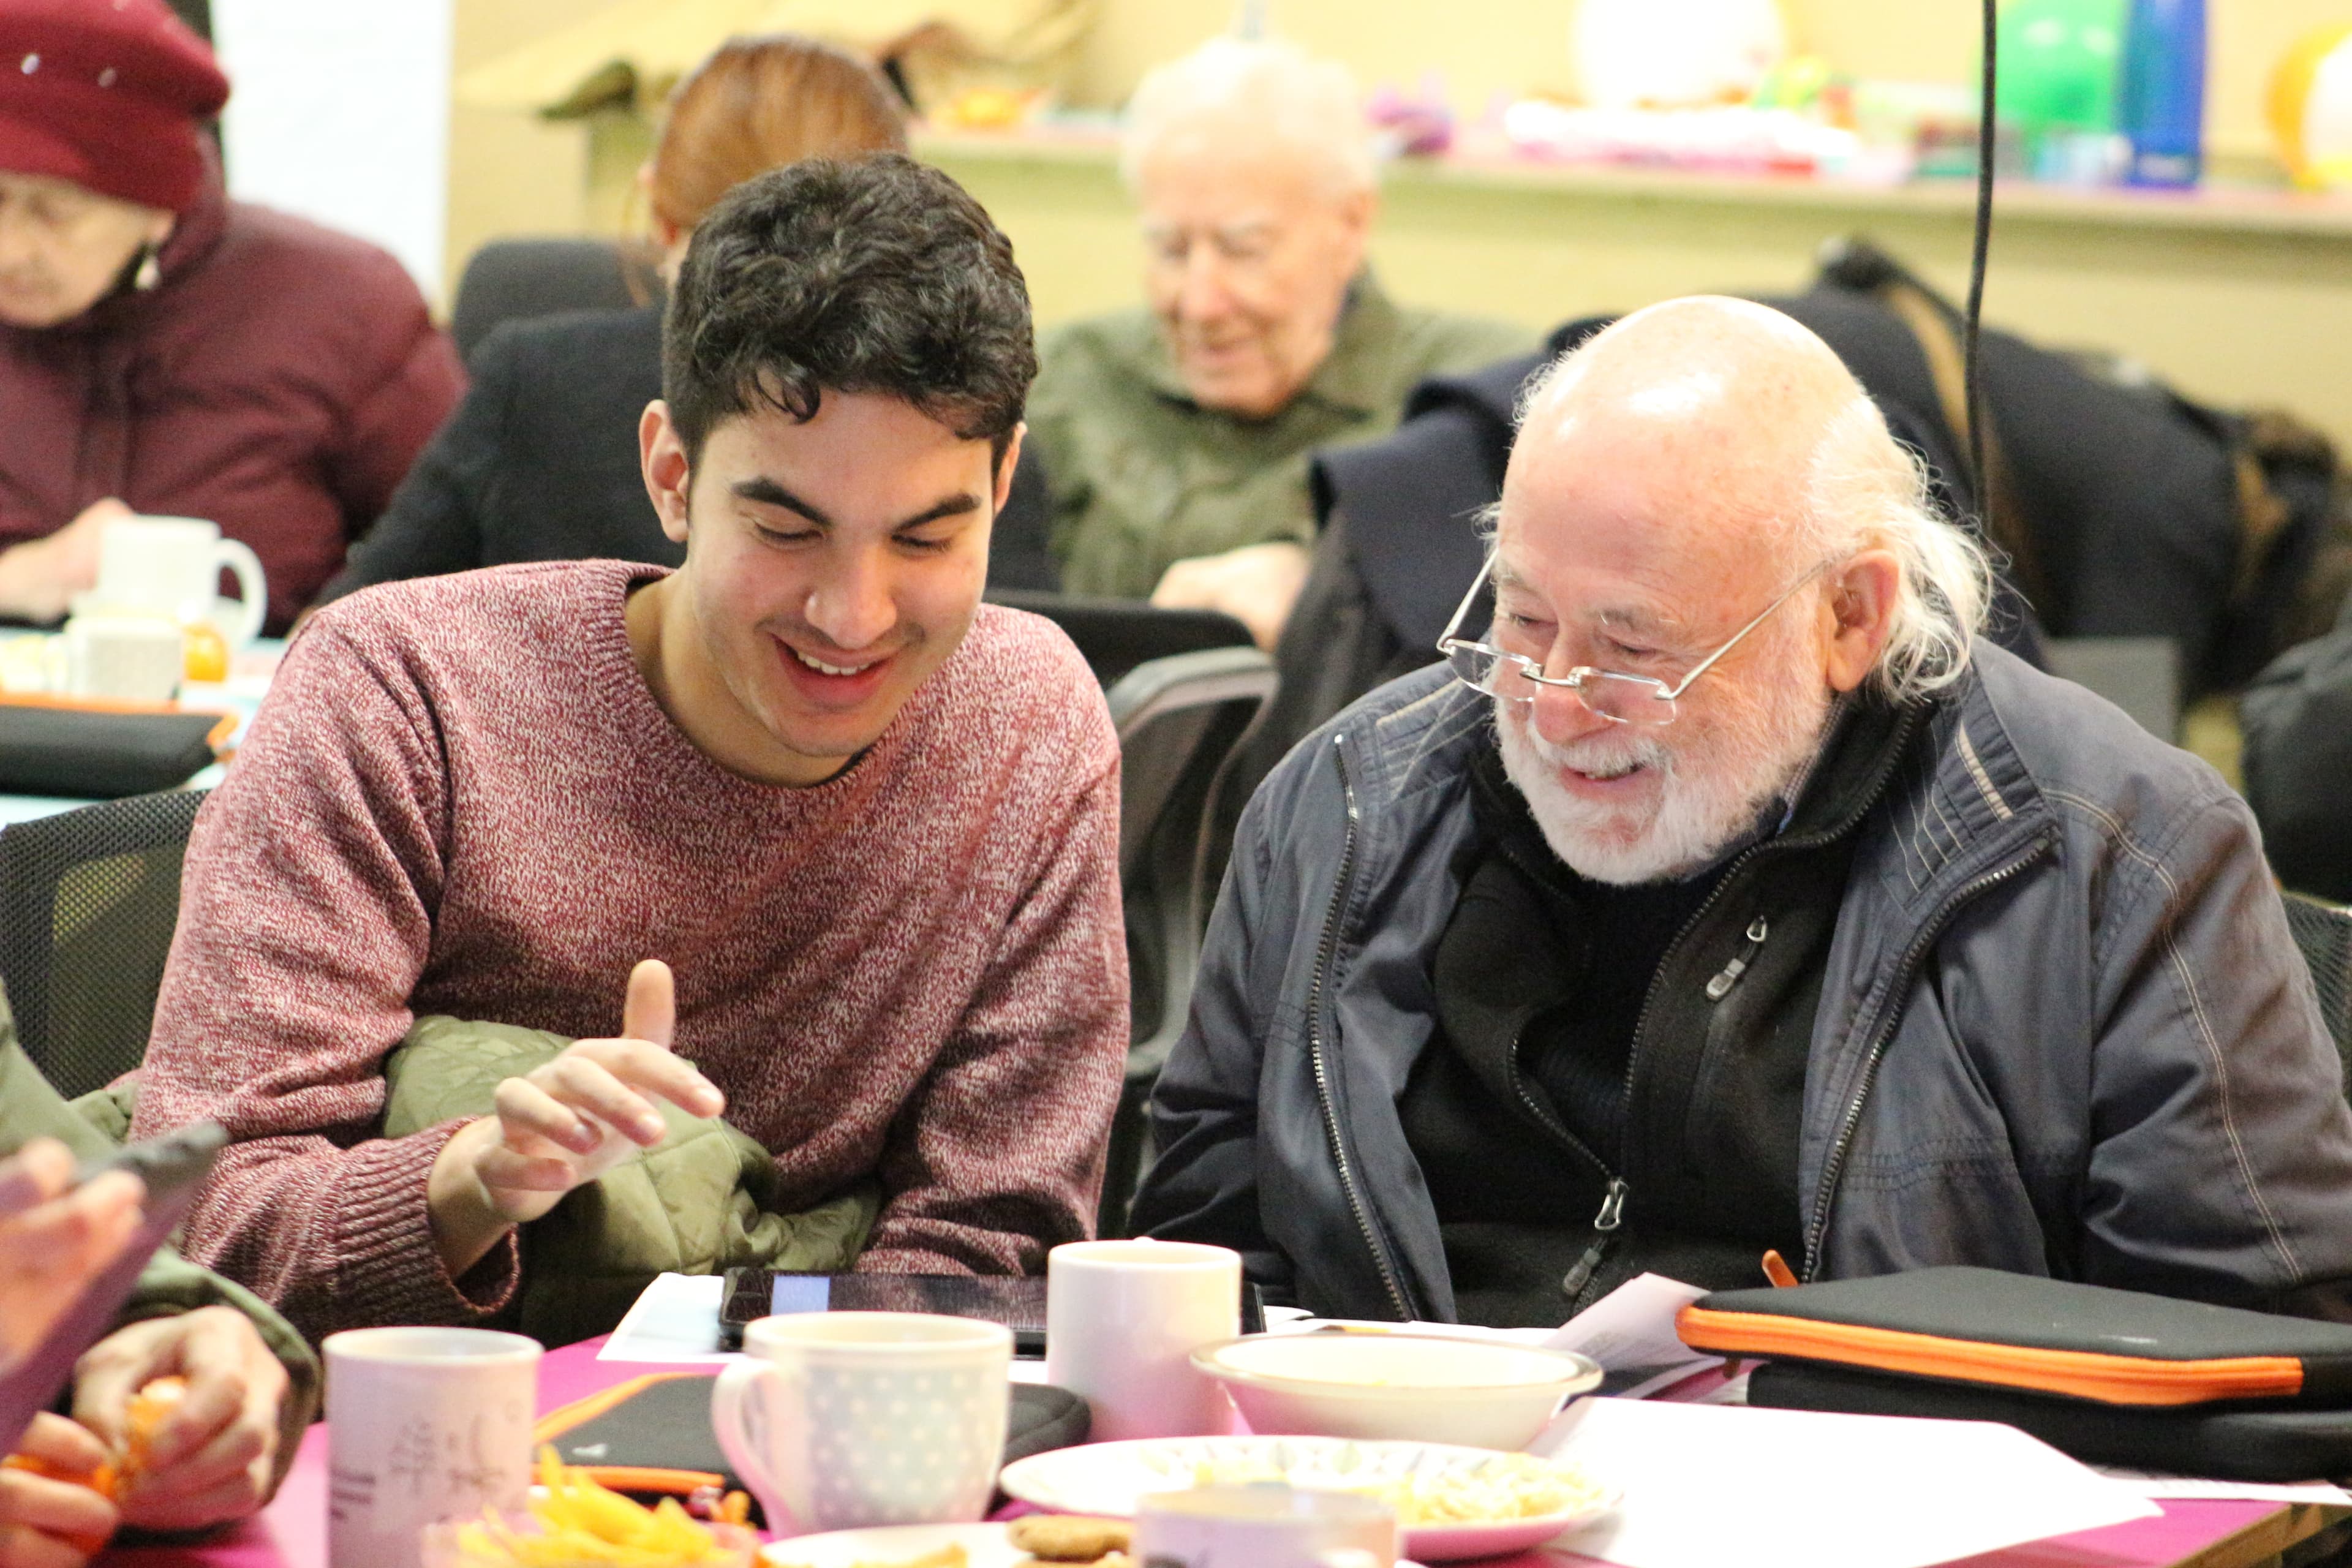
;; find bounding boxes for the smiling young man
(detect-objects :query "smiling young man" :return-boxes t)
[1131,296,2352,1329]
[129,157,1129,1341]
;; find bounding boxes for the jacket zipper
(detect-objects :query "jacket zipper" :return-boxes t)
[1308,736,1415,1322]
[1801,842,2050,1279]
[1513,703,1923,1305]
[1706,918,1770,1001]
[1499,1022,1622,1312]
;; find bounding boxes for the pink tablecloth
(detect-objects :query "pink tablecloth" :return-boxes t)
[95,1336,2309,1568]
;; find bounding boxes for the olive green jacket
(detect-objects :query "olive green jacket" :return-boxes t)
[1028,276,1532,600]
[0,1015,319,1489]
[381,1019,877,1347]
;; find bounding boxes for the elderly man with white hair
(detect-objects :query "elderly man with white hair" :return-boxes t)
[1024,36,1528,644]
[1128,296,2352,1327]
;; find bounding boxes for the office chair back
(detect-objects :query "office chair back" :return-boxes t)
[450,238,665,364]
[0,790,207,1100]
[986,589,1254,690]
[1096,646,1277,1237]
[2285,890,2352,1090]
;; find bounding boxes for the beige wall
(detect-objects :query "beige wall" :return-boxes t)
[442,0,633,301]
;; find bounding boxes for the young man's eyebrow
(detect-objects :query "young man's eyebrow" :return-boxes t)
[730,480,982,534]
[733,477,829,527]
[892,492,984,531]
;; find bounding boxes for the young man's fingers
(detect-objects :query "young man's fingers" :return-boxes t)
[492,1076,601,1155]
[621,959,675,1050]
[539,1056,669,1147]
[572,1039,723,1121]
[472,1146,579,1196]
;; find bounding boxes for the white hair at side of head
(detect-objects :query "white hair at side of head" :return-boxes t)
[1120,36,1375,196]
[1801,394,1993,703]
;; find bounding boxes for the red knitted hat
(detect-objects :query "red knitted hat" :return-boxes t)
[0,0,228,213]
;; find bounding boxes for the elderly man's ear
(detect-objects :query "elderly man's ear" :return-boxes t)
[1822,549,1901,693]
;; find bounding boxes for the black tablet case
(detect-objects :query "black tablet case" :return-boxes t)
[1681,1269,2352,1480]
[540,1374,1090,1524]
[0,706,225,798]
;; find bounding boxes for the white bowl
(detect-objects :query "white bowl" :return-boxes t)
[1191,1333,1603,1450]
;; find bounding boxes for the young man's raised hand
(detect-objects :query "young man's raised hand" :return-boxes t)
[426,961,724,1276]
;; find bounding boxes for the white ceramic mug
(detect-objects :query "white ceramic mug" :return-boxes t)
[90,515,266,645]
[1044,1238,1240,1442]
[1134,1485,1397,1568]
[711,1311,1011,1535]
[61,612,183,702]
[323,1327,541,1568]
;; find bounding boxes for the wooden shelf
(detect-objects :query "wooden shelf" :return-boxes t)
[913,124,2352,243]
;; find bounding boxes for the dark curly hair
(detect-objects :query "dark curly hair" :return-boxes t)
[662,154,1035,467]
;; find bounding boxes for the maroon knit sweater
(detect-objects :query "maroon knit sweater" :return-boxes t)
[132,560,1128,1342]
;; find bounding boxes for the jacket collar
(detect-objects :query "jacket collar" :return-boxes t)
[1140,272,1403,420]
[1866,646,2056,916]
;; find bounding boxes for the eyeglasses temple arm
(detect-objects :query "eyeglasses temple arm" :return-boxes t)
[1660,571,1819,699]
[1435,552,1499,651]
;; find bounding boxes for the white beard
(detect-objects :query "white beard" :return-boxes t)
[1493,640,1834,885]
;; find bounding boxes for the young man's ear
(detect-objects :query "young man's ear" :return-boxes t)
[640,401,693,546]
[990,423,1027,518]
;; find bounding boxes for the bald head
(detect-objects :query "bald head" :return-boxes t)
[1506,296,1891,581]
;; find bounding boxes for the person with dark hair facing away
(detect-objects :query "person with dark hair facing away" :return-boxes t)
[0,0,461,630]
[315,36,1058,608]
[128,156,1128,1342]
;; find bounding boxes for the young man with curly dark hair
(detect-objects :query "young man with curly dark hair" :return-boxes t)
[129,157,1128,1342]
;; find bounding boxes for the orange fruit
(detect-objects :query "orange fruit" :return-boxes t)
[183,622,230,684]
[123,1376,189,1479]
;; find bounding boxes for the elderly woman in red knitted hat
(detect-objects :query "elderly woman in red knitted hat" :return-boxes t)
[0,0,462,630]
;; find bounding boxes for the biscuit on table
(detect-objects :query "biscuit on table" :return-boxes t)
[1007,1515,1133,1561]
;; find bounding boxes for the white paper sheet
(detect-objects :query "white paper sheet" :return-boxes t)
[595,1272,1052,1383]
[1542,1274,1721,1398]
[2095,1467,2352,1506]
[1529,1398,2160,1568]
[600,1272,735,1364]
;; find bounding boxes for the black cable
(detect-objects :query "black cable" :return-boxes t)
[1964,0,1997,518]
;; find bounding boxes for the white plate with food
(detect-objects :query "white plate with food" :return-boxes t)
[760,1523,1027,1568]
[995,1436,1618,1562]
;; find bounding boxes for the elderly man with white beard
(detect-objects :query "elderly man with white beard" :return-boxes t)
[1126,296,2352,1328]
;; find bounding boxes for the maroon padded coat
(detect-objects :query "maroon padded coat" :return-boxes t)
[0,167,463,631]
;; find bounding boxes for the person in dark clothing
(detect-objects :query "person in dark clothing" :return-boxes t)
[318,304,1058,605]
[2242,600,2352,902]
[1130,297,2352,1329]
[0,0,462,630]
[318,34,1055,606]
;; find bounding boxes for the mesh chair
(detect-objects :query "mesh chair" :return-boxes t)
[1096,646,1278,1238]
[449,238,665,364]
[2285,891,2352,1091]
[0,790,207,1100]
[984,590,1255,690]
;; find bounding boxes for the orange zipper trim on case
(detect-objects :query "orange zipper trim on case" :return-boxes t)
[532,1371,710,1441]
[1675,1305,2306,1407]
